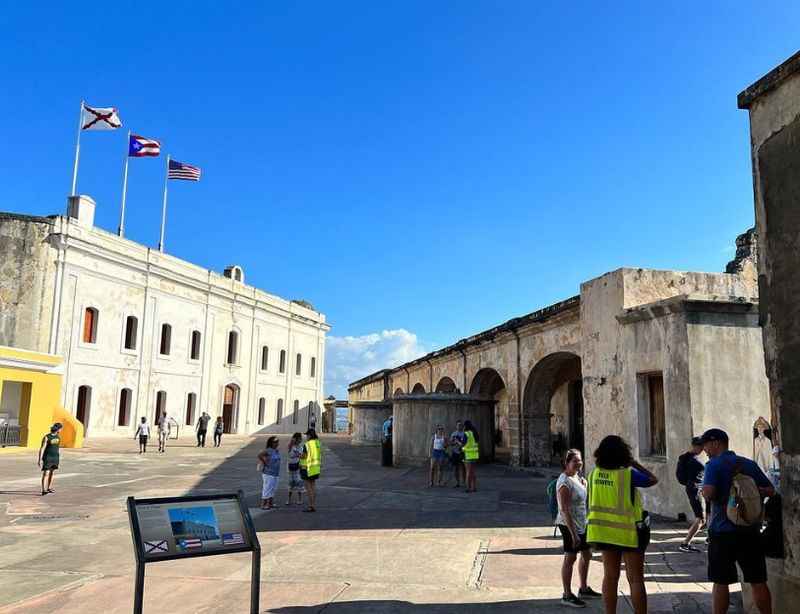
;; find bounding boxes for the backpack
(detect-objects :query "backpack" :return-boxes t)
[726,461,763,527]
[546,478,559,521]
[675,454,689,486]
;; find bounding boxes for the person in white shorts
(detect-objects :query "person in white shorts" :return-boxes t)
[258,436,281,510]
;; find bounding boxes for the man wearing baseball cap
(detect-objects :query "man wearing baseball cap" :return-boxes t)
[676,436,706,552]
[700,428,775,613]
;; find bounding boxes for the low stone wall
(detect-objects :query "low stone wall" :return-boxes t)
[351,402,392,446]
[392,394,494,465]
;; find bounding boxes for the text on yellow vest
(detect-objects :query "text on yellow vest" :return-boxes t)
[586,467,643,548]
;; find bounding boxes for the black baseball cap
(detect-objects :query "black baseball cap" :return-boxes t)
[691,436,703,446]
[700,428,729,444]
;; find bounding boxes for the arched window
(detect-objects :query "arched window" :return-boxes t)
[76,385,92,426]
[185,392,197,425]
[118,388,132,426]
[155,390,167,423]
[258,397,266,425]
[83,308,98,343]
[159,324,172,355]
[296,353,302,376]
[276,398,284,422]
[227,330,239,365]
[124,316,138,350]
[279,350,286,374]
[261,346,269,371]
[292,399,299,424]
[190,330,202,360]
[310,356,316,378]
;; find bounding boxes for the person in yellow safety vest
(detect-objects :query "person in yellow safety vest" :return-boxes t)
[300,428,322,512]
[462,420,480,493]
[586,435,658,614]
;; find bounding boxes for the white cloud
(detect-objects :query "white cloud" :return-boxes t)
[324,329,426,399]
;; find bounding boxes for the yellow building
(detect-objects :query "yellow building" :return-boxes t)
[0,345,82,449]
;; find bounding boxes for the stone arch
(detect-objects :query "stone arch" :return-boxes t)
[469,368,509,463]
[393,387,405,397]
[435,376,457,393]
[411,382,426,394]
[522,352,583,466]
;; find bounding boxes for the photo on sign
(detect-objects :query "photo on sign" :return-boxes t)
[168,506,220,552]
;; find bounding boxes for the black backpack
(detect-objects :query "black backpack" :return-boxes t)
[675,454,689,486]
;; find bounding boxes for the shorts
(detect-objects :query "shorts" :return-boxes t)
[591,517,650,553]
[288,469,305,492]
[139,435,148,445]
[450,452,463,465]
[558,525,590,554]
[686,486,704,519]
[432,450,446,462]
[708,530,767,585]
[300,469,319,482]
[261,474,279,499]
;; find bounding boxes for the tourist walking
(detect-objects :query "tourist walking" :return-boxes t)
[300,428,321,512]
[556,448,601,608]
[449,421,467,488]
[196,411,210,447]
[37,423,62,496]
[286,432,305,506]
[429,425,447,487]
[586,435,658,614]
[700,428,774,614]
[258,436,281,510]
[134,416,150,454]
[462,420,479,492]
[213,416,224,447]
[157,411,173,454]
[676,436,706,552]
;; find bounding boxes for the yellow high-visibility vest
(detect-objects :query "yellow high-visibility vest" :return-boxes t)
[305,438,321,477]
[586,467,642,548]
[463,430,479,462]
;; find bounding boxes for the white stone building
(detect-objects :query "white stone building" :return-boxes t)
[0,195,330,438]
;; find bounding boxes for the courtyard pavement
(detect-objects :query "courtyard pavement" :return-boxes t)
[0,434,728,613]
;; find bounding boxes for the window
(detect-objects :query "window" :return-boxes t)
[76,385,91,426]
[638,372,666,457]
[160,324,172,355]
[227,330,239,365]
[310,356,316,378]
[296,353,302,376]
[190,330,202,361]
[186,392,197,425]
[276,398,283,423]
[83,307,98,343]
[279,350,286,374]
[261,346,269,371]
[292,399,299,424]
[124,316,138,350]
[258,397,266,425]
[118,388,132,426]
[155,390,167,423]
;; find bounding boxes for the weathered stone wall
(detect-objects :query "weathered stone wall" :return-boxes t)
[0,214,57,353]
[351,404,392,445]
[739,53,800,608]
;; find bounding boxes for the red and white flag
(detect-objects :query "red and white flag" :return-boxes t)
[81,104,122,130]
[128,134,161,157]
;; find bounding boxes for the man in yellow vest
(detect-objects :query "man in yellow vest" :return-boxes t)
[586,435,657,614]
[462,420,480,492]
[300,428,322,512]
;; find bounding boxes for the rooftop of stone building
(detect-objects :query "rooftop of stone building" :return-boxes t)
[738,49,800,109]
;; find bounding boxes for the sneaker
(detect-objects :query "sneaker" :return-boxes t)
[678,543,701,553]
[560,593,586,608]
[578,587,601,599]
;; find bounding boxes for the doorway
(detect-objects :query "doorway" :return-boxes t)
[76,385,92,433]
[222,384,239,434]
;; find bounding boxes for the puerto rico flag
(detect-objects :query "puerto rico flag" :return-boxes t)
[129,134,161,157]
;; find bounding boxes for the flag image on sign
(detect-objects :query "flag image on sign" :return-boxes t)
[222,532,245,546]
[179,538,203,550]
[168,159,201,181]
[143,540,169,554]
[81,105,122,130]
[129,134,161,157]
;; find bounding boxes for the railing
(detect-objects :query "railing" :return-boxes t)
[0,423,21,447]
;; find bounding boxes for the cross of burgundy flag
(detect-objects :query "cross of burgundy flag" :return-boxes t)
[81,105,122,130]
[128,134,161,157]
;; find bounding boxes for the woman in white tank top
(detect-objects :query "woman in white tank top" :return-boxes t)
[429,425,447,487]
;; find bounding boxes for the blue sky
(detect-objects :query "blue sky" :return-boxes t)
[1,3,798,397]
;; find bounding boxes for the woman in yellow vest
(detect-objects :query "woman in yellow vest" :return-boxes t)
[462,420,480,492]
[300,428,322,513]
[586,435,657,614]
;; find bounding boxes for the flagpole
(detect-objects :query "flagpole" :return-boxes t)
[70,100,84,198]
[118,130,131,237]
[158,154,170,252]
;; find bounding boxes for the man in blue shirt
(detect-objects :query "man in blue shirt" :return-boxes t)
[701,428,774,614]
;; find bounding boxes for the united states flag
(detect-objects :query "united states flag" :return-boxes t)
[168,159,201,181]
